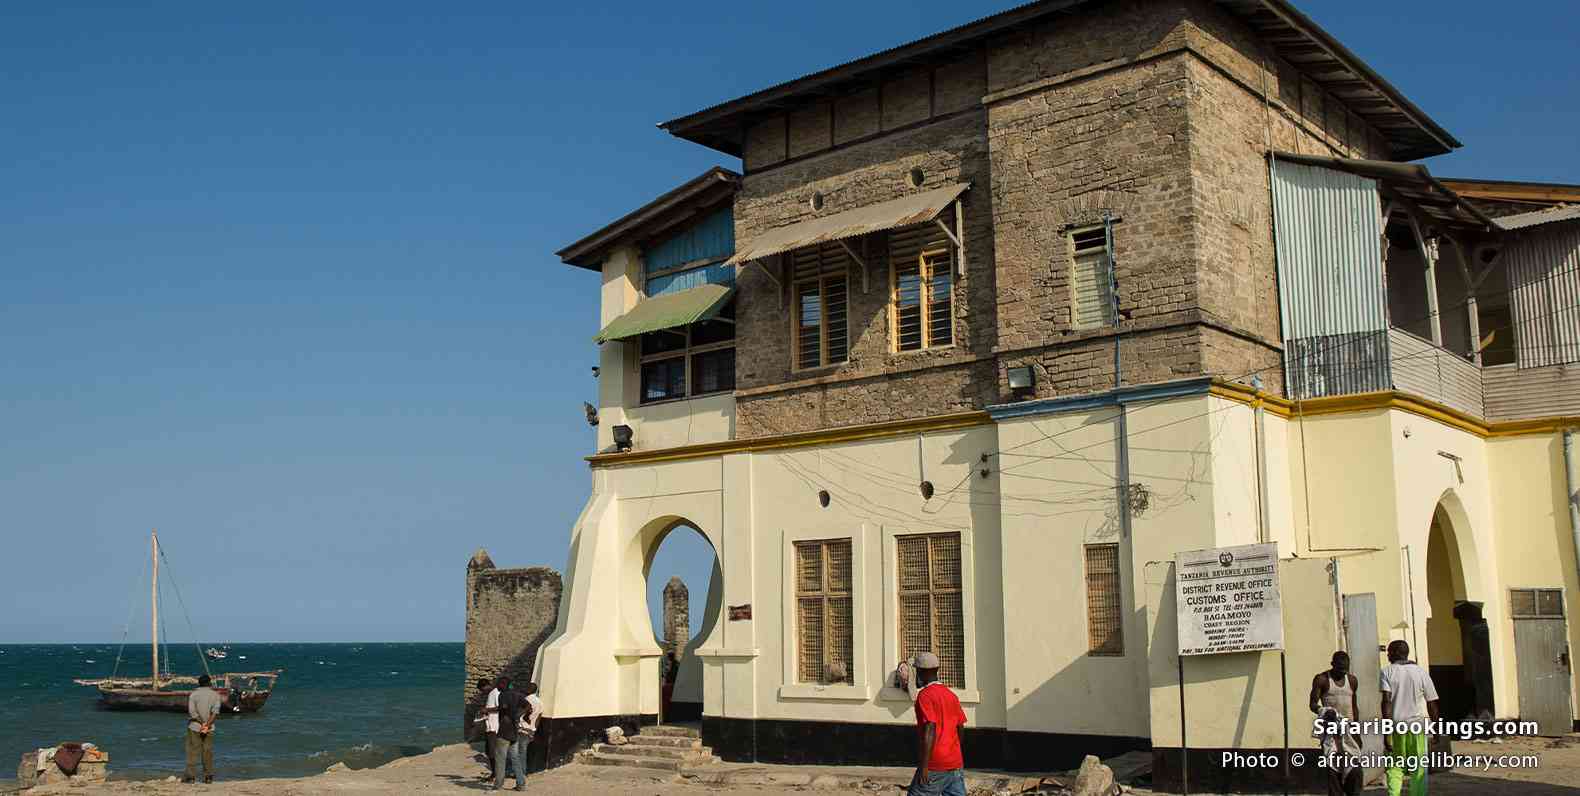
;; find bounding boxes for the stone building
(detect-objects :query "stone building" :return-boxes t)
[532,0,1580,787]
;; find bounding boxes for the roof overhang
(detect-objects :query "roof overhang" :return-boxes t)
[725,183,969,265]
[1274,152,1493,234]
[1438,177,1580,207]
[658,0,1457,161]
[592,283,736,344]
[1494,205,1580,232]
[556,167,740,271]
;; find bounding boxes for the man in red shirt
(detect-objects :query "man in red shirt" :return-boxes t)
[909,653,967,796]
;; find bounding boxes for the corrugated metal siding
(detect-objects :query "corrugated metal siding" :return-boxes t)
[644,207,735,274]
[1387,328,1484,417]
[1483,362,1580,421]
[1271,160,1389,398]
[645,261,735,297]
[1505,220,1580,368]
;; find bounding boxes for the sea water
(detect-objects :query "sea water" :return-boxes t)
[0,643,461,783]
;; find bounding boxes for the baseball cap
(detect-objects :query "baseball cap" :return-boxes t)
[914,652,941,669]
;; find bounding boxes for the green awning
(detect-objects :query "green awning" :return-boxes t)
[592,283,735,343]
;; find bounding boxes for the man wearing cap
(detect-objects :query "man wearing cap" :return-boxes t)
[908,653,967,796]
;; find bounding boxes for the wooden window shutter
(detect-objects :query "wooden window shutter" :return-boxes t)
[1070,227,1113,329]
[896,533,965,687]
[1084,543,1123,655]
[795,539,854,683]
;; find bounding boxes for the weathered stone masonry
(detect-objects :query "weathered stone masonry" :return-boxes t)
[463,549,561,731]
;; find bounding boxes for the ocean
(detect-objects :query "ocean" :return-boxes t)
[0,642,462,784]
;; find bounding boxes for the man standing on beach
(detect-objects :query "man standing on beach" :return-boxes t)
[1381,640,1439,796]
[908,653,966,796]
[184,674,222,784]
[486,676,526,791]
[473,678,497,780]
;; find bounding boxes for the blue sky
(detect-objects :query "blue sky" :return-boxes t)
[3,1,1575,644]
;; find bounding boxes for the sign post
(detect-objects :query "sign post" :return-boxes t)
[1174,542,1285,795]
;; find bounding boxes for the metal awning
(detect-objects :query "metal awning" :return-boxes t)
[592,283,734,344]
[1272,152,1493,234]
[725,183,969,265]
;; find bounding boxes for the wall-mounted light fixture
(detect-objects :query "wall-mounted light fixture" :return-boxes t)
[612,424,634,452]
[591,366,600,378]
[1007,365,1035,392]
[583,402,599,427]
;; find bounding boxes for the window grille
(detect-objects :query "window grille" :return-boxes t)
[896,533,965,687]
[795,539,854,683]
[1070,227,1114,328]
[792,243,850,370]
[889,225,954,351]
[1085,543,1123,655]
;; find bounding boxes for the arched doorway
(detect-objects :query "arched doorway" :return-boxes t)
[644,524,721,723]
[1423,498,1493,721]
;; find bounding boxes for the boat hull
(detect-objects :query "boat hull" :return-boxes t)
[97,686,273,714]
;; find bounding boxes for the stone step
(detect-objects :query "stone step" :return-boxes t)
[624,735,702,750]
[586,750,716,772]
[640,725,701,739]
[594,743,712,761]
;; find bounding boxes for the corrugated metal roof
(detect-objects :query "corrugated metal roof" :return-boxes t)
[725,184,969,266]
[1495,205,1580,231]
[592,283,735,343]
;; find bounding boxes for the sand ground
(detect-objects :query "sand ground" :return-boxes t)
[16,734,1580,794]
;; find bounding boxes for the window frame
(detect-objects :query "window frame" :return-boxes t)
[792,272,850,373]
[779,527,871,701]
[879,527,978,704]
[636,304,736,406]
[1083,543,1125,656]
[890,240,955,353]
[1067,224,1116,330]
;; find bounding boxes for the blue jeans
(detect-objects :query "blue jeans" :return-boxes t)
[908,769,966,796]
[492,736,527,790]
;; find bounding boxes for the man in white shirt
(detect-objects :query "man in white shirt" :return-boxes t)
[1380,640,1439,796]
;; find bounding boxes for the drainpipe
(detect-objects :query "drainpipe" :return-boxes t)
[1565,430,1580,588]
[1252,377,1271,545]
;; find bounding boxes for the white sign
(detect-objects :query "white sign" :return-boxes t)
[1175,542,1283,656]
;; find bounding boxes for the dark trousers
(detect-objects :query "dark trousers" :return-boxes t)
[184,729,214,779]
[1328,766,1363,796]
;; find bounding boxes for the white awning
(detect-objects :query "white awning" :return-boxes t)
[725,183,969,266]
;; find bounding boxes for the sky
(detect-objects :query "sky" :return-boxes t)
[3,1,1576,644]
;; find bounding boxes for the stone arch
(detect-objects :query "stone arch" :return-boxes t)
[617,515,723,722]
[1424,487,1494,720]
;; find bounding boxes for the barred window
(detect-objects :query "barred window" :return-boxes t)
[1084,543,1123,655]
[889,224,953,351]
[1069,227,1114,329]
[792,242,850,370]
[896,533,965,688]
[795,539,854,684]
[1510,588,1565,618]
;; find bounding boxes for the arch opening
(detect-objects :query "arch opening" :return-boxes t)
[642,522,721,724]
[1424,497,1494,721]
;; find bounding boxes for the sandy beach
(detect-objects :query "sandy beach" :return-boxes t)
[14,734,1580,795]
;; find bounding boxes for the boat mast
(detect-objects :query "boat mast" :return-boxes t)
[151,529,159,689]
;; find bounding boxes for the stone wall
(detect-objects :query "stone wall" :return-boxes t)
[463,549,562,733]
[661,576,689,658]
[721,0,1411,427]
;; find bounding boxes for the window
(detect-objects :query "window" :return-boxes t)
[1084,543,1123,655]
[637,301,735,404]
[791,243,850,370]
[795,539,853,684]
[1069,226,1115,328]
[896,533,964,687]
[1510,588,1565,618]
[889,224,954,351]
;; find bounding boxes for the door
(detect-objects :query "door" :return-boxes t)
[1343,593,1386,784]
[1512,588,1573,736]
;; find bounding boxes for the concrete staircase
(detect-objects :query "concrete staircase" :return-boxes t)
[585,725,719,773]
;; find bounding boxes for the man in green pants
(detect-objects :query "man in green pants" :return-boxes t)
[1381,641,1439,796]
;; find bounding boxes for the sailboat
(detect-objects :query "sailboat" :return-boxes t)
[74,530,282,713]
